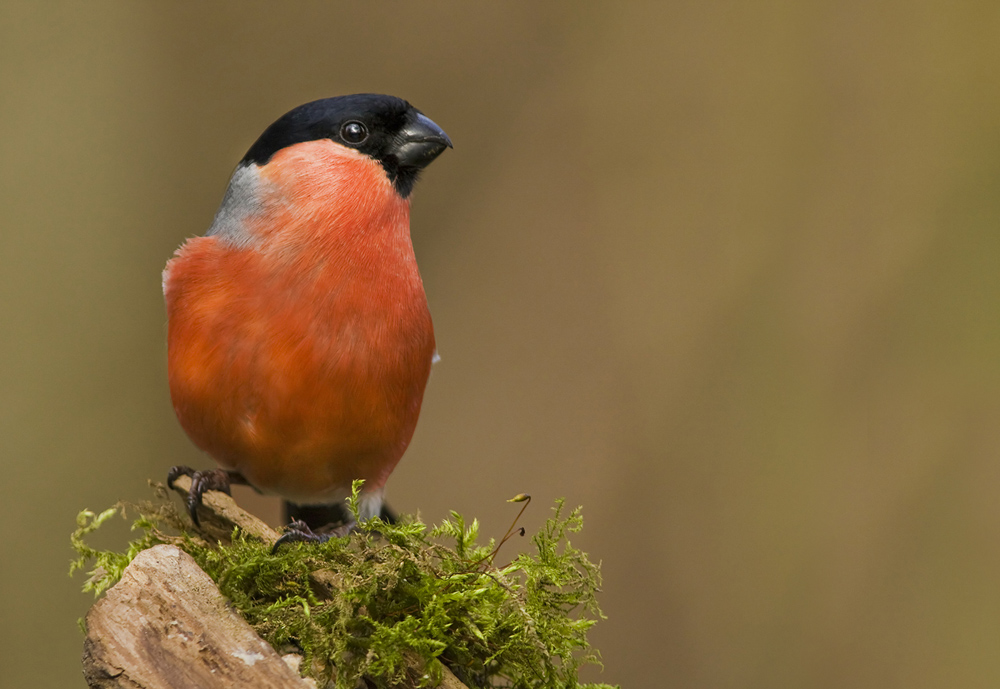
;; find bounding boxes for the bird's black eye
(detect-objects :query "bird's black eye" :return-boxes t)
[340,121,368,144]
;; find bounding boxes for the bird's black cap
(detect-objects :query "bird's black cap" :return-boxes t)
[241,94,452,198]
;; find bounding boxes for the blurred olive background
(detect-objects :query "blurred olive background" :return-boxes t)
[3,1,1000,687]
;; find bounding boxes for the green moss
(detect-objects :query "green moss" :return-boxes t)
[70,484,618,689]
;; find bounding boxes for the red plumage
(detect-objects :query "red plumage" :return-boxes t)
[164,139,436,512]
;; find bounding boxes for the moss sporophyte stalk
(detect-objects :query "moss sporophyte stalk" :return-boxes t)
[71,482,618,689]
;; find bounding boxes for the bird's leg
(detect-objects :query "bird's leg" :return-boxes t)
[166,465,249,527]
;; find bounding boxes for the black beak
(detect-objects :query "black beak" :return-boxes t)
[395,113,452,170]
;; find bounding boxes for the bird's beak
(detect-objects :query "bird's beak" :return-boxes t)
[394,113,453,170]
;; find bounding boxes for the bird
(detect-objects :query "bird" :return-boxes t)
[163,94,451,544]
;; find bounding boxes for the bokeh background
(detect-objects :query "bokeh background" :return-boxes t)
[4,2,1000,687]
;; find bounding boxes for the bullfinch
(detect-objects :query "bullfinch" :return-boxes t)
[164,94,451,543]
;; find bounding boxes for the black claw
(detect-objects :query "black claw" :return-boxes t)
[271,518,357,553]
[272,519,327,553]
[166,465,195,489]
[166,466,245,528]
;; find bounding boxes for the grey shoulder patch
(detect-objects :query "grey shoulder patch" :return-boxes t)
[207,164,273,248]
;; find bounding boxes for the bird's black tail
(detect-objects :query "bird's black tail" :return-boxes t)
[283,501,397,530]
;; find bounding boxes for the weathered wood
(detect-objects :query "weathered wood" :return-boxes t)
[82,545,315,689]
[81,479,470,689]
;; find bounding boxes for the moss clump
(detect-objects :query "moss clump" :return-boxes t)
[71,484,617,689]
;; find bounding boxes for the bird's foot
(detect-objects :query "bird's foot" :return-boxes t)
[166,465,248,527]
[272,518,357,553]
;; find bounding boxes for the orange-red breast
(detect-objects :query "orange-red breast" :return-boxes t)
[163,94,450,537]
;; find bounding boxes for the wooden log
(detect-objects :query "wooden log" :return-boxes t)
[82,545,315,688]
[81,477,470,689]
